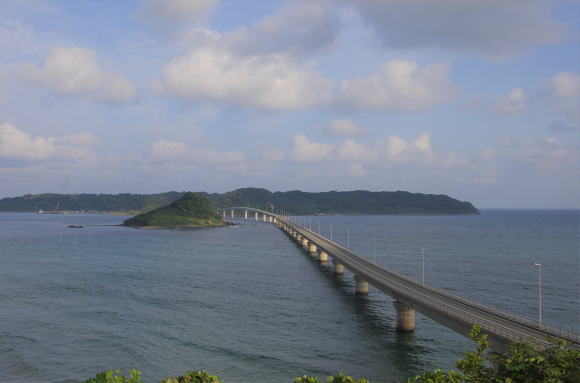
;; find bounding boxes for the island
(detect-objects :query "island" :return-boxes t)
[0,187,479,215]
[122,192,226,228]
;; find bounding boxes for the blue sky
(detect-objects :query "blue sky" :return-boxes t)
[0,0,578,208]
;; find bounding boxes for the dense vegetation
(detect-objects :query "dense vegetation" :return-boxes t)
[123,192,224,228]
[0,192,182,213]
[84,327,579,383]
[206,188,478,215]
[0,188,478,215]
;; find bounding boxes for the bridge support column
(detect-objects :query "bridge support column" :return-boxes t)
[333,261,344,275]
[393,301,415,332]
[319,251,328,262]
[244,210,248,219]
[230,210,234,218]
[302,238,309,250]
[255,212,258,221]
[354,275,369,294]
[222,210,226,218]
[263,214,267,222]
[308,243,317,254]
[269,216,273,223]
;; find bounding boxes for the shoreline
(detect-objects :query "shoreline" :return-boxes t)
[122,221,235,229]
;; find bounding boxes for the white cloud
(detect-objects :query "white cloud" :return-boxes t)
[138,0,218,29]
[543,136,558,145]
[337,61,458,111]
[290,134,333,162]
[148,140,189,161]
[493,87,527,115]
[0,18,36,58]
[153,47,334,110]
[386,133,432,160]
[262,148,286,162]
[386,136,409,159]
[544,72,580,128]
[343,0,568,59]
[413,132,432,153]
[0,122,95,160]
[337,139,379,162]
[57,132,97,145]
[146,139,245,166]
[19,47,136,103]
[479,136,576,180]
[383,132,465,168]
[551,72,580,99]
[316,119,367,137]
[347,163,367,177]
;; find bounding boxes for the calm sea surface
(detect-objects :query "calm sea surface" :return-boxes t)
[0,210,578,383]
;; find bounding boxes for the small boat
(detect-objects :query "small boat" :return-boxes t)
[68,225,84,228]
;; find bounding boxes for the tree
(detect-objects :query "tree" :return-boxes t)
[406,326,580,383]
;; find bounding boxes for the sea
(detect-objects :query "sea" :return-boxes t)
[0,210,578,383]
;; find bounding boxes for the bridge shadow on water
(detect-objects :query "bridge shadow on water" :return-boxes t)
[291,240,434,373]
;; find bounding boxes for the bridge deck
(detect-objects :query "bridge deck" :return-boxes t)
[225,207,580,350]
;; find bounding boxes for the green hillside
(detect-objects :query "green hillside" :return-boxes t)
[123,192,224,228]
[0,192,182,213]
[204,188,479,215]
[0,188,479,215]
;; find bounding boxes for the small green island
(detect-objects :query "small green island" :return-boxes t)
[122,192,226,229]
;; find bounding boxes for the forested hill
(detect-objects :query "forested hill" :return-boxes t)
[123,192,224,228]
[206,188,478,214]
[0,188,479,215]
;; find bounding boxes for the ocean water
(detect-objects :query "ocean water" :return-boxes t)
[0,210,578,383]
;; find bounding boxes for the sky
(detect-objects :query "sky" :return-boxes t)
[0,0,579,208]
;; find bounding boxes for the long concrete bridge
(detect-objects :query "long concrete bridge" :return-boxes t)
[219,207,580,352]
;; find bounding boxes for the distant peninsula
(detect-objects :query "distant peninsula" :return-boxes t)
[123,192,226,228]
[0,187,479,215]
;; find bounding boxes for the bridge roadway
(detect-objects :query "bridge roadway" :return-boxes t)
[223,207,580,352]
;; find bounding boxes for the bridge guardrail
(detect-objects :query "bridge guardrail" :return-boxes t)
[224,208,580,347]
[287,219,580,344]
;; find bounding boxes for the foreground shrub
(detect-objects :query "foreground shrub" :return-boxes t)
[84,326,579,383]
[406,326,580,383]
[294,373,369,383]
[84,369,142,383]
[160,370,222,383]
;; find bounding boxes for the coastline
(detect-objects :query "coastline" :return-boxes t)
[122,221,234,229]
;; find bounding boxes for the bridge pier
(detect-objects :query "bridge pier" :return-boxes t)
[222,210,226,218]
[319,250,329,262]
[269,216,273,223]
[230,210,234,218]
[302,238,309,250]
[244,210,248,219]
[393,301,415,332]
[354,275,369,294]
[254,212,258,221]
[333,260,344,275]
[308,243,317,254]
[263,214,267,222]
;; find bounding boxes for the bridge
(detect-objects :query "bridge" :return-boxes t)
[219,207,580,352]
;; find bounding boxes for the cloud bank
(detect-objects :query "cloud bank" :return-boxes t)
[343,0,568,59]
[19,47,136,103]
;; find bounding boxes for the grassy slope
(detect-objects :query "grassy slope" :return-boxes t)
[123,192,223,228]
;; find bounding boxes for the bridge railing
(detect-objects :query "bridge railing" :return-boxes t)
[279,216,580,345]
[225,209,579,345]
